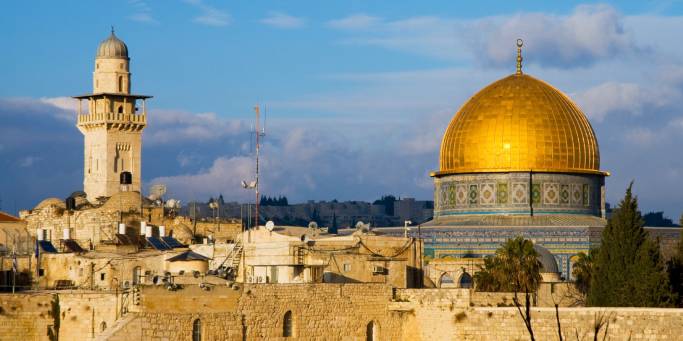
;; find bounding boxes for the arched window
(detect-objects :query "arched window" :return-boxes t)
[459,272,473,288]
[100,321,107,332]
[118,76,123,92]
[283,310,293,337]
[439,273,455,288]
[192,319,201,341]
[366,321,378,341]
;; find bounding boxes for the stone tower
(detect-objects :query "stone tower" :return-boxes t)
[74,29,151,201]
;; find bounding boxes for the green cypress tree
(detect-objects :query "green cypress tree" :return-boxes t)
[668,224,683,306]
[588,183,673,307]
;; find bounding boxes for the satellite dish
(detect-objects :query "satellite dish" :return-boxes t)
[356,221,370,233]
[265,221,275,231]
[301,234,311,243]
[167,199,182,209]
[249,181,257,188]
[308,221,318,229]
[241,180,248,188]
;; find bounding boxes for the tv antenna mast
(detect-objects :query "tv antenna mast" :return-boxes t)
[242,104,266,229]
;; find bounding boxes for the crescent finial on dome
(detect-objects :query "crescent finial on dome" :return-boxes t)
[516,38,523,75]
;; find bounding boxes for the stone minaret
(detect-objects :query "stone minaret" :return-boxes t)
[74,29,151,201]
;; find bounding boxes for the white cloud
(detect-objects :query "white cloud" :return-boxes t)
[184,0,231,27]
[127,0,158,24]
[151,156,254,201]
[260,11,305,29]
[145,109,245,144]
[129,13,158,24]
[327,13,380,30]
[328,4,640,68]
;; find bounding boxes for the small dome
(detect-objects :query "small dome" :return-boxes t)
[34,198,66,210]
[533,244,559,274]
[96,30,128,59]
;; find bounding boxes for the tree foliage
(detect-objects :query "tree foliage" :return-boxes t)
[667,227,683,306]
[474,236,542,293]
[572,248,597,296]
[473,237,542,341]
[259,195,289,206]
[588,183,673,307]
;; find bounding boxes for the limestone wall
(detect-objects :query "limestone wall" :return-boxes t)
[238,283,404,340]
[399,289,683,341]
[0,291,119,341]
[3,285,683,341]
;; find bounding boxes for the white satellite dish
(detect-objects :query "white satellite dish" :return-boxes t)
[355,221,365,229]
[308,221,318,229]
[165,199,180,209]
[241,180,248,188]
[265,221,275,231]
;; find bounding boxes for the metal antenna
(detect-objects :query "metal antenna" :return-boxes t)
[241,104,266,229]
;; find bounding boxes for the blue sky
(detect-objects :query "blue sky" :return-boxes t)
[2,1,683,221]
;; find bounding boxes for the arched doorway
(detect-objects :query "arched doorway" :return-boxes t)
[439,272,455,288]
[366,321,378,341]
[458,272,473,288]
[283,310,293,337]
[192,319,201,341]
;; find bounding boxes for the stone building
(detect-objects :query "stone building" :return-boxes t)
[0,211,28,255]
[238,226,423,288]
[74,29,151,201]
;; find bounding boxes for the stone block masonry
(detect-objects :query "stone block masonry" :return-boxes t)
[4,286,683,340]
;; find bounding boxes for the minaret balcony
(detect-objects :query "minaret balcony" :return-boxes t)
[77,112,147,125]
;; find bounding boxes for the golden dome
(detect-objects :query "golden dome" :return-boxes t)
[438,73,604,176]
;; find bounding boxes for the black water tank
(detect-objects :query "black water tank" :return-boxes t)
[65,197,76,210]
[120,171,132,185]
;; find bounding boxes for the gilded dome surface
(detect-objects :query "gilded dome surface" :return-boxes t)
[439,73,602,175]
[96,31,128,59]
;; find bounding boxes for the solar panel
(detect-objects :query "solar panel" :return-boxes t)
[134,235,148,248]
[146,237,171,250]
[39,240,58,253]
[161,236,185,248]
[115,234,134,245]
[64,239,85,253]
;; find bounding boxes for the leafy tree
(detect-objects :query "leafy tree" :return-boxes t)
[473,237,541,341]
[572,248,597,296]
[588,183,673,307]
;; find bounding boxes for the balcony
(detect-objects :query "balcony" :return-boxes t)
[77,112,147,125]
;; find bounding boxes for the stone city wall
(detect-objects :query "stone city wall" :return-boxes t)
[399,289,683,341]
[0,291,119,341]
[3,285,683,340]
